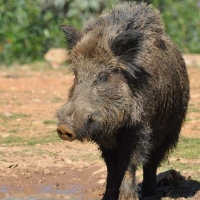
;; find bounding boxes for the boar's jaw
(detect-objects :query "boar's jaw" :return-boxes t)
[57,125,76,142]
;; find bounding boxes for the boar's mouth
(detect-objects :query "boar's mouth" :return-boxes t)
[57,125,76,142]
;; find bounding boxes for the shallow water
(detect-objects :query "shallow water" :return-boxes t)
[0,184,86,200]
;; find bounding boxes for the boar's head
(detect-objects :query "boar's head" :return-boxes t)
[56,25,148,145]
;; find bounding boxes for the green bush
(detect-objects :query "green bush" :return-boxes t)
[0,0,199,66]
[162,0,200,53]
[0,0,64,65]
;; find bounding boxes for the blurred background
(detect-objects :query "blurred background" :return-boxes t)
[0,1,200,199]
[0,0,200,66]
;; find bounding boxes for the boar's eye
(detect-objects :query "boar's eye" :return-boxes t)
[97,72,110,83]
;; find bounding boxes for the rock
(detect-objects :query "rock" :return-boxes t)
[97,179,105,185]
[2,162,18,168]
[157,169,185,188]
[43,168,51,175]
[58,171,66,175]
[0,133,10,138]
[38,180,42,184]
[3,112,12,117]
[44,48,69,69]
[34,167,40,174]
[32,121,43,126]
[65,158,73,165]
[32,99,41,103]
[183,54,200,67]
[12,174,18,179]
[92,167,106,175]
[26,173,31,179]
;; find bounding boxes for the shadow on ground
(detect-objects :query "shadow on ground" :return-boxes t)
[138,170,200,200]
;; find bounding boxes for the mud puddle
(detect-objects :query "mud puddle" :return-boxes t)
[0,165,105,200]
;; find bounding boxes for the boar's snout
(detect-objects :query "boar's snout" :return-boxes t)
[57,125,76,142]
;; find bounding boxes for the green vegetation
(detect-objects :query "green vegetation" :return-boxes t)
[159,137,200,181]
[162,0,200,53]
[0,0,200,66]
[136,136,200,182]
[0,0,65,65]
[43,120,57,125]
[68,152,99,162]
[0,131,61,146]
[9,129,18,134]
[0,112,28,121]
[172,137,200,160]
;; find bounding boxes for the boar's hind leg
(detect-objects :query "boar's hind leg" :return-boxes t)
[142,160,157,198]
[142,129,179,199]
[142,139,176,198]
[101,148,123,200]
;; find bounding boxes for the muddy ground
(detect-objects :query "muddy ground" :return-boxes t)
[0,56,200,200]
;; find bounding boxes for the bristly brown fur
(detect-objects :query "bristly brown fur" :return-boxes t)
[57,2,190,199]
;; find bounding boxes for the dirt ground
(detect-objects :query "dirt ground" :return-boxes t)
[0,55,200,200]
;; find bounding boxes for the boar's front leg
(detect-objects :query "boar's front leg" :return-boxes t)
[118,164,138,200]
[101,147,123,200]
[100,132,139,200]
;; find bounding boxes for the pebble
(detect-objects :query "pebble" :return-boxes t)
[58,171,65,175]
[26,173,31,179]
[3,112,12,117]
[12,174,18,178]
[1,133,10,138]
[43,168,51,175]
[65,158,73,165]
[97,179,105,185]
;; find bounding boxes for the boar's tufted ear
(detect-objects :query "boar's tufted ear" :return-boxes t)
[60,25,82,50]
[111,31,143,57]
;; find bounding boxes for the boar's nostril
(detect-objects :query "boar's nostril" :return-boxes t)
[57,125,76,142]
[57,129,62,136]
[66,132,74,139]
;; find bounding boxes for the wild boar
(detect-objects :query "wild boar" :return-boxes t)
[56,2,190,199]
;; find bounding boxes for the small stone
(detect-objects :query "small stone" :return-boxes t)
[27,173,31,179]
[12,174,18,178]
[58,171,65,175]
[44,48,69,69]
[4,112,12,117]
[43,168,51,175]
[32,121,43,126]
[34,167,40,174]
[1,133,10,138]
[65,158,73,165]
[97,179,105,185]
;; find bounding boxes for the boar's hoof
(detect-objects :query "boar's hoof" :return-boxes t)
[57,125,76,142]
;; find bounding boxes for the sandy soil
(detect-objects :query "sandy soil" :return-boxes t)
[0,56,200,199]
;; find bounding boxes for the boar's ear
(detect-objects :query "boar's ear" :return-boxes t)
[111,31,150,84]
[111,31,143,57]
[60,25,82,50]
